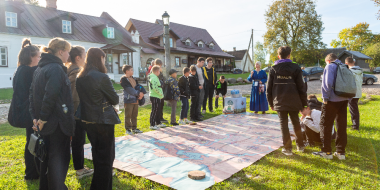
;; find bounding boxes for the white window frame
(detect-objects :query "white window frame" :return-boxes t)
[0,47,8,67]
[5,12,17,28]
[175,57,180,67]
[209,43,214,49]
[62,20,72,34]
[107,27,115,39]
[169,38,173,48]
[198,41,204,48]
[185,39,191,46]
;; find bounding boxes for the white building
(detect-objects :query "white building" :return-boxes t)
[0,0,141,88]
[226,48,254,72]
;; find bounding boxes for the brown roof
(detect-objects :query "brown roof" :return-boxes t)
[127,18,234,58]
[0,1,136,48]
[226,50,248,60]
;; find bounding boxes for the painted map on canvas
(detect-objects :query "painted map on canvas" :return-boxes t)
[83,113,294,190]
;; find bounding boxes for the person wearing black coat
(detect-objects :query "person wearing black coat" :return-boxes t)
[8,39,40,181]
[189,65,202,121]
[29,38,74,190]
[178,68,191,124]
[76,48,120,190]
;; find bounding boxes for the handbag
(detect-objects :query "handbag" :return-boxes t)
[28,124,47,162]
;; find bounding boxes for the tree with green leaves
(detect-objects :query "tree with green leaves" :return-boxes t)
[254,41,267,66]
[372,0,380,19]
[264,0,326,65]
[363,42,380,70]
[330,22,380,51]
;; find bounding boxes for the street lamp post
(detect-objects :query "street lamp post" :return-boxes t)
[162,11,171,78]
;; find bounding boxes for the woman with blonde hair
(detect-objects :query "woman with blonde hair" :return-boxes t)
[8,38,41,181]
[29,37,75,189]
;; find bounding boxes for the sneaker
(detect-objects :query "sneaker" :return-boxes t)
[210,110,214,113]
[185,119,192,124]
[297,146,305,153]
[171,122,179,126]
[196,118,203,121]
[132,129,143,134]
[282,148,293,156]
[160,118,168,123]
[312,151,333,159]
[150,126,160,130]
[157,123,167,128]
[202,110,206,114]
[76,167,94,179]
[126,129,134,135]
[179,120,186,125]
[333,152,346,160]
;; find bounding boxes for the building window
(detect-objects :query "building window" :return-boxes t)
[62,20,72,34]
[0,47,7,67]
[169,38,173,48]
[123,54,130,65]
[185,39,191,46]
[209,43,214,49]
[175,57,180,67]
[5,12,17,27]
[198,41,203,48]
[147,58,154,67]
[107,27,115,39]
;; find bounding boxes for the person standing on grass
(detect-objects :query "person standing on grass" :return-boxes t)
[214,75,227,109]
[202,57,217,113]
[301,67,309,93]
[194,57,205,119]
[178,67,191,125]
[8,39,41,181]
[165,69,181,126]
[267,46,307,156]
[312,53,350,160]
[29,37,75,189]
[153,59,168,124]
[248,61,268,114]
[66,45,95,179]
[189,65,203,122]
[345,57,363,130]
[76,48,120,190]
[149,66,166,130]
[120,65,144,135]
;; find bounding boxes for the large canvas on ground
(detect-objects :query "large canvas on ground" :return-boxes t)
[83,113,294,190]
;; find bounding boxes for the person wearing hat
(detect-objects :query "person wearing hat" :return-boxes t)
[178,67,191,125]
[165,69,181,125]
[247,61,269,114]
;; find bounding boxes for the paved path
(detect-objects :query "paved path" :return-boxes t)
[0,104,10,124]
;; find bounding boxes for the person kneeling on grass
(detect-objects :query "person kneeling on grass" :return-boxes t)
[178,67,191,125]
[215,75,227,109]
[149,66,166,130]
[120,65,144,135]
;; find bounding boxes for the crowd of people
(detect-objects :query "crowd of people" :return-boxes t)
[7,37,362,189]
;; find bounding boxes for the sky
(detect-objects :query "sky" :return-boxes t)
[40,0,380,52]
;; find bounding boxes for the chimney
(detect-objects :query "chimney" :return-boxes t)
[46,0,57,9]
[233,47,236,51]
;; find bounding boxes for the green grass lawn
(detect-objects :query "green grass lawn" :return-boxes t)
[0,96,379,189]
[0,88,13,102]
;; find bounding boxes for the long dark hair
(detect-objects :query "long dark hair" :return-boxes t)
[18,39,40,67]
[78,48,106,78]
[65,45,85,67]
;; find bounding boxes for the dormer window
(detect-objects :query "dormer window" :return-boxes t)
[185,39,191,46]
[5,12,17,27]
[62,20,72,34]
[209,43,214,49]
[107,27,115,39]
[198,41,204,48]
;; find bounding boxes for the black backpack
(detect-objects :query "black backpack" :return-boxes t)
[162,80,173,100]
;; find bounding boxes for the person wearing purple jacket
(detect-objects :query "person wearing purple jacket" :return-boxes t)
[312,53,349,160]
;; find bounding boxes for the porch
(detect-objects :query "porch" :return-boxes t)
[101,43,136,76]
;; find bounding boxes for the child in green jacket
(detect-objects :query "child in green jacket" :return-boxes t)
[149,66,165,130]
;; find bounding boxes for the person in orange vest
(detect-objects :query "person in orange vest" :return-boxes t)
[202,57,217,113]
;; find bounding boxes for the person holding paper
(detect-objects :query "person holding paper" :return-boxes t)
[247,61,269,114]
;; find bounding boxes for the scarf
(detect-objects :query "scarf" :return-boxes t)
[274,59,292,65]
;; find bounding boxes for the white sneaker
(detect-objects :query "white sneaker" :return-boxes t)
[157,123,167,128]
[333,152,346,160]
[184,119,192,124]
[202,110,206,114]
[179,120,186,125]
[150,126,160,130]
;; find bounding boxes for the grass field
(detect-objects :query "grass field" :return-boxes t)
[0,95,379,189]
[0,88,13,103]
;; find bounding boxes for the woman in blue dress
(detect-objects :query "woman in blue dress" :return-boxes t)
[247,61,269,114]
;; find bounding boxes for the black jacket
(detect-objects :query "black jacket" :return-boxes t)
[189,74,200,96]
[8,65,37,128]
[266,61,307,111]
[215,80,227,96]
[178,76,190,98]
[203,66,217,88]
[29,53,75,136]
[76,68,120,124]
[308,98,322,111]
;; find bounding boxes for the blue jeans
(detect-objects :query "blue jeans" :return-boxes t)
[180,96,189,119]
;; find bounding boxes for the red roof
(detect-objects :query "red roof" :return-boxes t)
[0,1,136,48]
[128,18,233,58]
